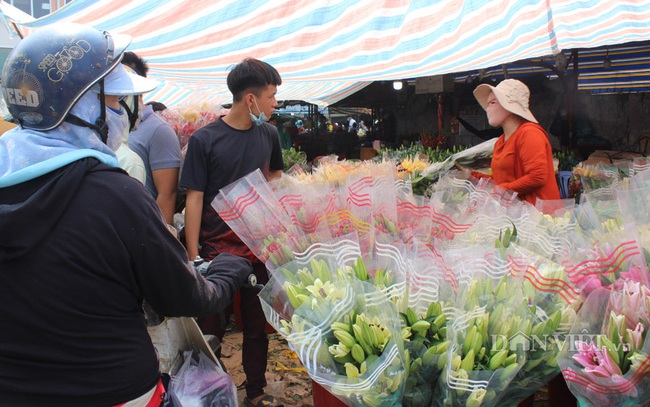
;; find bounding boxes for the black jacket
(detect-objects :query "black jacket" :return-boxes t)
[0,158,251,406]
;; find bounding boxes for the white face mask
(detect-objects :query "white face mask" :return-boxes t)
[248,97,268,126]
[104,107,129,151]
[120,95,144,131]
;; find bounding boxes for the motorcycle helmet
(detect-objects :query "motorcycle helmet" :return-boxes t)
[2,23,130,131]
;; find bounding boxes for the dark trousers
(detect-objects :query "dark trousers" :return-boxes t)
[517,373,577,407]
[197,262,269,400]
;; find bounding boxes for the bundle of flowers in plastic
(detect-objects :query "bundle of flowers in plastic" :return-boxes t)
[273,181,333,246]
[563,199,649,294]
[421,138,498,182]
[211,169,308,267]
[572,164,621,193]
[433,285,530,407]
[258,235,407,406]
[320,171,401,252]
[323,183,373,243]
[581,188,623,230]
[368,169,400,238]
[395,155,434,196]
[423,238,524,405]
[427,176,478,244]
[497,244,581,405]
[631,157,650,178]
[534,197,577,258]
[400,239,456,406]
[558,281,650,406]
[396,194,432,245]
[159,103,224,149]
[478,197,574,261]
[432,223,582,406]
[616,184,650,254]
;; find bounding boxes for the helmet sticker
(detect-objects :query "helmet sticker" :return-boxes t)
[38,39,92,83]
[4,55,44,125]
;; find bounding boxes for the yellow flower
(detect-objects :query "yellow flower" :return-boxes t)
[181,107,199,123]
[399,157,429,174]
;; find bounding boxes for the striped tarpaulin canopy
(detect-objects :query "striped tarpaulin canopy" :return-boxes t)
[2,0,650,107]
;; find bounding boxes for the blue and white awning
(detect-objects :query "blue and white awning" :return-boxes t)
[2,0,650,106]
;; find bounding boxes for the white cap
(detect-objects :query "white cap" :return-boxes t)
[112,33,131,63]
[92,63,159,96]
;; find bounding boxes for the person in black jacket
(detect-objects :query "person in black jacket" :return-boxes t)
[0,23,252,406]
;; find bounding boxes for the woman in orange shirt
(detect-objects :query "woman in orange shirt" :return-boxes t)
[458,79,560,206]
[460,80,570,407]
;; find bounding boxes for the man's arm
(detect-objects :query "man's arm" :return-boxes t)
[268,169,282,181]
[153,167,179,224]
[184,188,204,260]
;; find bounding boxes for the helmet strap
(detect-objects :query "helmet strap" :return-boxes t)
[119,96,139,131]
[94,79,109,142]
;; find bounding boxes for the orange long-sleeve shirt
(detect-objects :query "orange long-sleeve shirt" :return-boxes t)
[472,122,560,206]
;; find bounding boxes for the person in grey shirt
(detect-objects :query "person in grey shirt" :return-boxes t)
[124,52,181,225]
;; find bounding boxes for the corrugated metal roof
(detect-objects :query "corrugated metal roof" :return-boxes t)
[454,40,650,94]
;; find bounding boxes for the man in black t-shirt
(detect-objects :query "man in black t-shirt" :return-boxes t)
[180,58,284,407]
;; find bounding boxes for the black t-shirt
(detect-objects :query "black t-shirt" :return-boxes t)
[180,118,283,240]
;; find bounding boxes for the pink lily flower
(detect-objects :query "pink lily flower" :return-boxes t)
[610,280,649,326]
[580,276,603,295]
[573,341,623,378]
[620,266,648,285]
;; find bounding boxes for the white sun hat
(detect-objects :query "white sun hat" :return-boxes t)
[473,79,538,123]
[93,63,159,96]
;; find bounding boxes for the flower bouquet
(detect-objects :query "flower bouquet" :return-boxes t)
[160,104,223,149]
[211,169,308,267]
[422,137,498,182]
[400,240,456,407]
[563,212,648,294]
[397,155,433,196]
[426,237,530,406]
[497,244,581,405]
[258,240,407,406]
[558,281,650,406]
[396,194,432,245]
[434,300,528,407]
[274,181,333,245]
[282,147,308,172]
[428,178,476,243]
[631,157,650,178]
[572,164,620,193]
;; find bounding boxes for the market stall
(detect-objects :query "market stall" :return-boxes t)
[212,152,650,406]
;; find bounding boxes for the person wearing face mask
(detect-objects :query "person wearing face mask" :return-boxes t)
[122,52,182,227]
[456,79,560,207]
[95,63,158,184]
[0,23,255,405]
[180,57,284,407]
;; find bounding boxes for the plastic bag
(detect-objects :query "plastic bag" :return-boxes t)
[171,350,237,407]
[212,169,308,266]
[259,240,407,406]
[558,285,650,406]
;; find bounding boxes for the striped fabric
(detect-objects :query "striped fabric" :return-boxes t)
[2,0,650,107]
